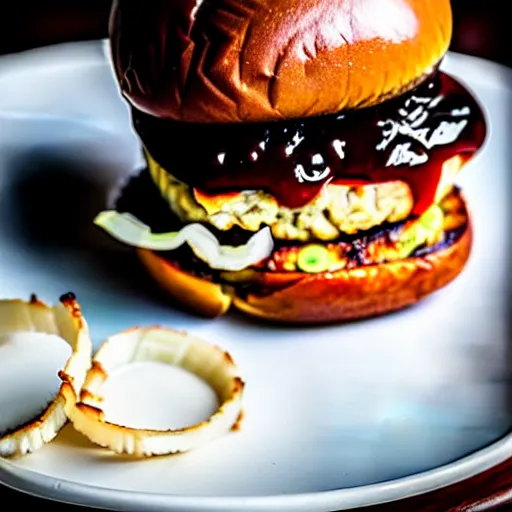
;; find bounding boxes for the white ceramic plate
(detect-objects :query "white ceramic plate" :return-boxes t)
[0,41,511,512]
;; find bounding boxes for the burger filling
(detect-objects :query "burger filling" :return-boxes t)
[95,70,485,283]
[148,152,415,240]
[147,151,464,243]
[109,170,467,279]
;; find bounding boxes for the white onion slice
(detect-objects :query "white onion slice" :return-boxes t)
[0,294,93,458]
[61,326,245,456]
[94,210,274,271]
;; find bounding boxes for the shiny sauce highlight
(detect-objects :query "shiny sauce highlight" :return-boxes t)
[133,71,487,215]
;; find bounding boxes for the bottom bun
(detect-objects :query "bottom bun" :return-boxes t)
[137,248,232,318]
[136,221,471,324]
[233,223,472,324]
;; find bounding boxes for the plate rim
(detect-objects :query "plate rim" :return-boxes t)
[2,433,512,511]
[1,39,511,511]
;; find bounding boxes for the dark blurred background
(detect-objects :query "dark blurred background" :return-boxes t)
[0,0,510,67]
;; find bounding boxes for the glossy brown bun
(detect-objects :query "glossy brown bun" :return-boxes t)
[233,223,471,323]
[109,0,452,123]
[137,247,232,318]
[135,214,472,324]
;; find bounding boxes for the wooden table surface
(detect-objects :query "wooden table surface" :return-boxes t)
[1,1,511,510]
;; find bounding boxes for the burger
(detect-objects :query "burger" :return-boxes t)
[95,0,487,323]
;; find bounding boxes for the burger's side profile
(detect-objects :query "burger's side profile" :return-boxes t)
[96,0,487,323]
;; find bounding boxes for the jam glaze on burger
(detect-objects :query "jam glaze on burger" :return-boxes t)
[99,0,487,323]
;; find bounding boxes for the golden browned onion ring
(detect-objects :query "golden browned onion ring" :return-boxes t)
[61,326,244,457]
[0,293,93,458]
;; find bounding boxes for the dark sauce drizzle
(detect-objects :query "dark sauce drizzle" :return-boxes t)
[133,71,486,215]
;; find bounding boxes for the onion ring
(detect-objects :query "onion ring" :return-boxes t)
[61,326,245,456]
[94,210,274,271]
[0,293,93,458]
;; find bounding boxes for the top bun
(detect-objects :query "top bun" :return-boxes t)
[109,0,452,123]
